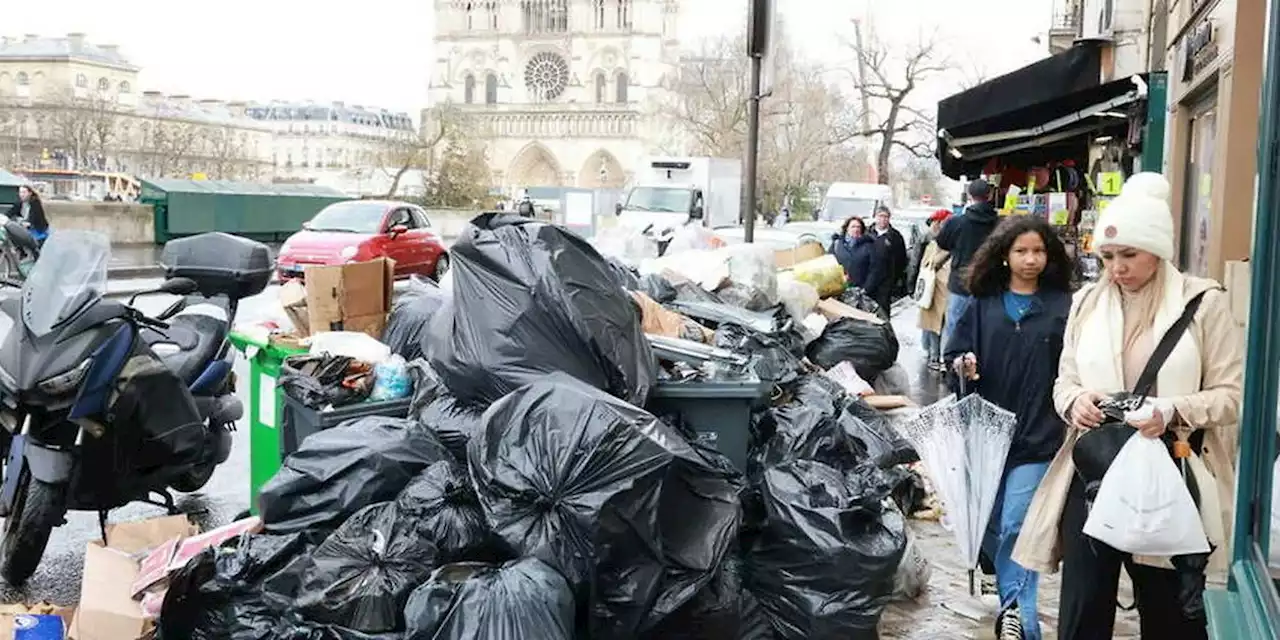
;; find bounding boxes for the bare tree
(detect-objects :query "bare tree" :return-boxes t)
[38,89,121,170]
[844,22,952,184]
[375,104,463,197]
[655,37,754,158]
[143,119,202,177]
[202,124,248,179]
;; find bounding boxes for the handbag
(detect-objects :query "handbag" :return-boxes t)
[914,263,937,309]
[1072,290,1208,499]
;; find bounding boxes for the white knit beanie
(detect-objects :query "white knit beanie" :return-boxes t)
[1092,172,1176,262]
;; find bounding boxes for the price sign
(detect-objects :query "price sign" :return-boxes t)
[1099,172,1123,196]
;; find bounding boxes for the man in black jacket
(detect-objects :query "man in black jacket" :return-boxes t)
[936,179,999,342]
[869,205,908,316]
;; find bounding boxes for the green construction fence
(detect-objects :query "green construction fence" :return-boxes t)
[139,178,349,244]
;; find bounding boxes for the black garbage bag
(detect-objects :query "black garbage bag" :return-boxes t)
[469,374,742,638]
[427,212,655,407]
[717,283,774,312]
[883,465,929,516]
[394,461,507,563]
[840,399,918,468]
[382,277,447,361]
[753,376,864,475]
[746,461,908,640]
[407,361,484,462]
[672,279,724,304]
[158,533,309,640]
[269,502,439,634]
[838,287,882,316]
[638,273,678,303]
[403,559,576,640]
[805,317,899,382]
[606,257,642,290]
[715,323,804,385]
[259,417,452,536]
[641,558,763,640]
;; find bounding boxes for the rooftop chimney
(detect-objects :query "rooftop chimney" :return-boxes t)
[67,33,86,49]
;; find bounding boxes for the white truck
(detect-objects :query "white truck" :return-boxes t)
[616,157,743,235]
[818,182,894,222]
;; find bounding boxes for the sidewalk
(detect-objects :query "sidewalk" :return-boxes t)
[882,302,1142,639]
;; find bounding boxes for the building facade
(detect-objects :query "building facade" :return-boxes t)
[245,101,418,196]
[427,0,681,191]
[1160,0,1264,281]
[0,34,272,182]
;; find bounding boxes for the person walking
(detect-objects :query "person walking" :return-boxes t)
[936,179,1000,342]
[1012,173,1242,640]
[15,185,49,243]
[945,215,1074,640]
[870,205,907,314]
[916,209,953,372]
[832,216,879,290]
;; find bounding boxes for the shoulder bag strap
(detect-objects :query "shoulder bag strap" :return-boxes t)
[1132,291,1210,400]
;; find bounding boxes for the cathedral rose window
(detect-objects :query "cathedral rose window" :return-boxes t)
[524,51,570,101]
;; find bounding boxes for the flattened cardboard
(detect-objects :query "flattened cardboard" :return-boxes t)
[816,298,885,325]
[304,258,394,338]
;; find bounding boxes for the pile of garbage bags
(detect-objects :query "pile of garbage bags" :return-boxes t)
[160,213,921,639]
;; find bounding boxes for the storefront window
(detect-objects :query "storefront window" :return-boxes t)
[1182,101,1217,276]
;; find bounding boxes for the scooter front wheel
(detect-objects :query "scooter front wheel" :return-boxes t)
[0,476,64,585]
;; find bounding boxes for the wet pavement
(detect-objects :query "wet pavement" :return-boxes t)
[883,302,1143,639]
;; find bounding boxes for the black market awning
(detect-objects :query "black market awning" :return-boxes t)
[935,44,1149,179]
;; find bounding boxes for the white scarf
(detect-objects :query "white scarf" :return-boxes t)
[1075,264,1202,398]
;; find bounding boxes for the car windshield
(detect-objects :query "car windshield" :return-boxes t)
[821,197,878,221]
[626,187,692,213]
[307,201,386,233]
[22,230,110,336]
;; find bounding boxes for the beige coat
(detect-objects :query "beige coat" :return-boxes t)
[1012,274,1243,574]
[916,242,951,335]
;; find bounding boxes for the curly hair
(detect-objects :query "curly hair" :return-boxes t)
[840,216,866,237]
[964,216,1074,297]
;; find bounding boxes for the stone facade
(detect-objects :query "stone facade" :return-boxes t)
[427,0,682,191]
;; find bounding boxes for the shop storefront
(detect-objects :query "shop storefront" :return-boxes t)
[1162,0,1265,281]
[935,43,1164,281]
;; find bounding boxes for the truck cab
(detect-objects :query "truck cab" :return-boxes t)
[616,157,742,236]
[818,182,895,223]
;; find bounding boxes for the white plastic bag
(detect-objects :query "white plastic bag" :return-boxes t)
[891,530,932,601]
[914,263,937,310]
[1083,435,1211,556]
[308,331,391,363]
[723,244,778,306]
[777,274,820,322]
[592,226,660,265]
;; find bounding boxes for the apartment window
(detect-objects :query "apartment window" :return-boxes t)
[465,1,473,29]
[523,0,569,33]
[485,73,498,104]
[119,80,131,93]
[15,72,28,86]
[615,72,629,103]
[464,74,476,104]
[76,73,88,88]
[97,77,109,92]
[594,0,605,28]
[594,72,606,103]
[488,0,499,28]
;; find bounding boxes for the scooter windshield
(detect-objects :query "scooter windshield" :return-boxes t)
[22,230,111,336]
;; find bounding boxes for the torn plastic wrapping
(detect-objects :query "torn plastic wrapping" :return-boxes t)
[844,398,919,468]
[746,460,907,640]
[468,375,742,637]
[258,417,452,536]
[427,213,656,407]
[381,277,447,361]
[270,502,439,634]
[805,317,900,382]
[636,273,678,303]
[838,287,883,317]
[407,361,484,462]
[280,354,365,410]
[724,244,779,307]
[713,324,805,385]
[776,275,820,323]
[403,559,576,640]
[592,225,661,266]
[668,300,781,335]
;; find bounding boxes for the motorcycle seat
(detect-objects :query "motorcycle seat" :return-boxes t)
[143,304,229,385]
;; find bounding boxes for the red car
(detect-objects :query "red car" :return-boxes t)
[276,200,449,280]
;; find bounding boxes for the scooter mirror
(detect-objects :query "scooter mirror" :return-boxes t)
[158,277,199,296]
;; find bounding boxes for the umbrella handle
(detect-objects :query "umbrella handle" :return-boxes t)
[954,358,967,396]
[968,569,976,596]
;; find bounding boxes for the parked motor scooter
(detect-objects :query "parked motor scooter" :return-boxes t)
[0,230,271,585]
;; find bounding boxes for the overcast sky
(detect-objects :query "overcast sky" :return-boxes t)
[14,0,1051,112]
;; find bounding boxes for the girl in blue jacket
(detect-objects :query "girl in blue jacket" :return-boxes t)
[832,216,880,289]
[945,215,1075,640]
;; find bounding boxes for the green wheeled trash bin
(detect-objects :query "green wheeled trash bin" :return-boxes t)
[647,377,771,471]
[228,331,307,515]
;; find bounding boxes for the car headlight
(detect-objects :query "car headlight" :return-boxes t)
[339,246,359,261]
[38,359,91,396]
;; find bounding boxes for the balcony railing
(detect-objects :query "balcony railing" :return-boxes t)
[1051,0,1083,34]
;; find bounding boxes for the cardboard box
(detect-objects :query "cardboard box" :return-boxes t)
[278,280,310,335]
[303,258,394,338]
[815,298,885,325]
[70,516,262,640]
[774,243,825,270]
[1225,259,1250,327]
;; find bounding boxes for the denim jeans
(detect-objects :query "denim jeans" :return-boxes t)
[981,461,1051,639]
[921,330,942,365]
[942,293,971,356]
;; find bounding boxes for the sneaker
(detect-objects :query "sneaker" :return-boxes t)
[995,606,1024,640]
